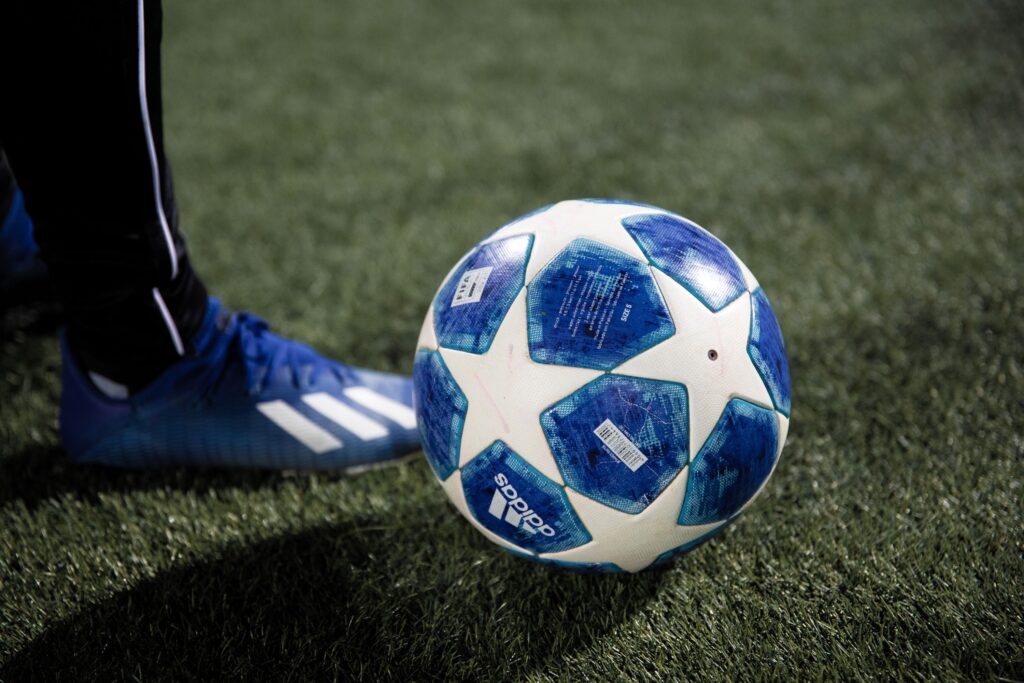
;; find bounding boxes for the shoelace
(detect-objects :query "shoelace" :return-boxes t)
[233,312,355,395]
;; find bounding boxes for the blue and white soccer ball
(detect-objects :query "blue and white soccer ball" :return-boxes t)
[413,199,791,572]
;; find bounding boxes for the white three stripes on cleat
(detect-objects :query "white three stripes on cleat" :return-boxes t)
[256,401,342,454]
[343,387,417,429]
[256,389,413,453]
[302,392,388,440]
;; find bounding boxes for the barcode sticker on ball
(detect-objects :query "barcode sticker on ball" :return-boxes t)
[594,419,648,471]
[451,266,493,307]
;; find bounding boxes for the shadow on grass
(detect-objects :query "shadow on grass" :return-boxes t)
[0,444,303,510]
[1,516,666,681]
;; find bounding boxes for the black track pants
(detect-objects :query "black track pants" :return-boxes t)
[0,0,208,390]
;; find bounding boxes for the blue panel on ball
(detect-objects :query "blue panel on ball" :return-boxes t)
[412,350,467,481]
[461,441,591,554]
[748,288,792,417]
[434,234,533,354]
[526,239,675,370]
[540,375,689,514]
[501,203,553,228]
[679,399,779,526]
[578,198,666,211]
[533,557,623,573]
[622,213,746,312]
[650,522,732,567]
[505,548,623,573]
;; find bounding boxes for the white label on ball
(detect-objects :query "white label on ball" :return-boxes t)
[594,419,648,472]
[451,266,493,307]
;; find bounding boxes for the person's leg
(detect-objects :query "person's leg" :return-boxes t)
[0,0,206,392]
[0,0,419,469]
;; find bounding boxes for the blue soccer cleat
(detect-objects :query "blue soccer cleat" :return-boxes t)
[0,188,51,307]
[59,297,421,470]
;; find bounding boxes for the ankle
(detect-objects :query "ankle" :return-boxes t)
[65,268,209,394]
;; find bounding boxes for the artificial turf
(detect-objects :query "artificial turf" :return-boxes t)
[2,0,1022,679]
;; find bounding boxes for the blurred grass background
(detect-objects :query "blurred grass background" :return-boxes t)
[1,0,1022,679]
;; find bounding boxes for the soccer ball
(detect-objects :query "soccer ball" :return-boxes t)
[413,199,791,572]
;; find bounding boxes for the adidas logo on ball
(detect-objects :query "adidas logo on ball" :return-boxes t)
[488,473,556,536]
